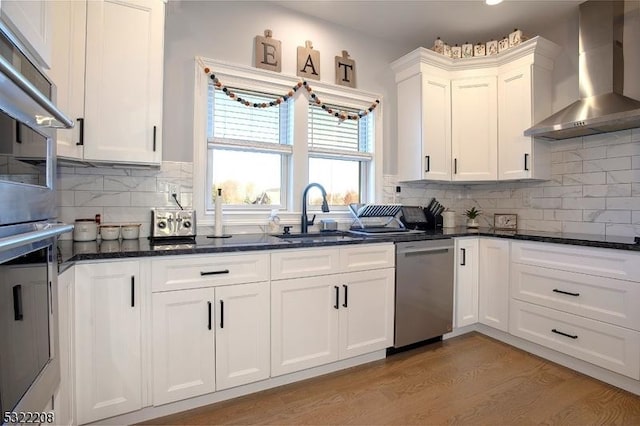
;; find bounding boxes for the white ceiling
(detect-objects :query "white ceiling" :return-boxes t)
[274,0,583,50]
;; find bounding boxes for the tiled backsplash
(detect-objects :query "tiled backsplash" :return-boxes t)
[385,128,640,237]
[57,161,193,239]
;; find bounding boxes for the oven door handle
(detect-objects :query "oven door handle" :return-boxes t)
[0,224,74,252]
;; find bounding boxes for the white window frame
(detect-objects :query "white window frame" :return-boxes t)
[193,57,384,228]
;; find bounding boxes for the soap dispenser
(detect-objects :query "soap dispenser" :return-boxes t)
[268,209,281,234]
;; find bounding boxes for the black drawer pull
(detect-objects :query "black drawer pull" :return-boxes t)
[76,118,84,145]
[200,269,230,276]
[15,122,22,144]
[342,285,348,308]
[425,155,430,173]
[551,328,578,339]
[131,276,135,307]
[524,153,530,171]
[153,125,157,152]
[13,285,23,321]
[334,286,340,310]
[454,158,458,174]
[553,289,580,297]
[207,301,212,330]
[460,248,466,266]
[220,300,224,329]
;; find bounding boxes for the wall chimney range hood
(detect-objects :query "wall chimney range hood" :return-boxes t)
[524,0,640,140]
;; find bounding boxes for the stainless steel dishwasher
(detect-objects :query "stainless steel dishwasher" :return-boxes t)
[394,239,454,348]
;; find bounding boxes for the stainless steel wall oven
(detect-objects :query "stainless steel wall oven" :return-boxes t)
[0,22,73,416]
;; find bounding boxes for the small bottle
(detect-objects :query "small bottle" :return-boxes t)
[268,209,281,234]
[95,213,101,225]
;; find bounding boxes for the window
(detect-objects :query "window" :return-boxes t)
[307,103,373,207]
[195,59,382,224]
[207,86,291,209]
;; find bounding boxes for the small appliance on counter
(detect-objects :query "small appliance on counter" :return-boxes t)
[150,209,196,243]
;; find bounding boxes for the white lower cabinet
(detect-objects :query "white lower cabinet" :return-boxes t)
[152,288,216,406]
[215,282,270,391]
[454,238,479,328]
[54,267,75,426]
[74,261,141,424]
[271,245,395,377]
[152,281,270,405]
[510,300,640,379]
[478,238,510,332]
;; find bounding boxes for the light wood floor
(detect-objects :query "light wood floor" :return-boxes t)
[143,332,640,425]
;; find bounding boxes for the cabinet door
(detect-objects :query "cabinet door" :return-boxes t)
[54,267,75,426]
[454,238,479,328]
[451,76,497,181]
[339,269,394,359]
[1,0,52,67]
[152,287,215,406]
[397,74,423,182]
[421,74,451,180]
[215,282,270,390]
[478,238,510,332]
[84,0,163,165]
[74,261,141,424]
[50,0,86,160]
[271,276,339,376]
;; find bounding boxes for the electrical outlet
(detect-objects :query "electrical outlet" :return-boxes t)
[167,184,180,203]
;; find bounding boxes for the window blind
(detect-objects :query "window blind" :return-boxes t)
[307,103,372,159]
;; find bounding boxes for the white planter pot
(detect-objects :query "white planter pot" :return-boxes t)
[466,218,479,228]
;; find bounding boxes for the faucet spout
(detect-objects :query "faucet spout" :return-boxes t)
[301,183,330,233]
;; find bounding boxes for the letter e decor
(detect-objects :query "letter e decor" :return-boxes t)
[335,50,356,88]
[255,29,282,72]
[297,40,320,81]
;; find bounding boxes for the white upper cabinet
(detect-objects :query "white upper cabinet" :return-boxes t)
[451,76,497,181]
[1,0,53,68]
[49,0,164,166]
[498,58,554,180]
[391,37,559,183]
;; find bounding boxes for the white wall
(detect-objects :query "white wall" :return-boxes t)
[162,0,407,174]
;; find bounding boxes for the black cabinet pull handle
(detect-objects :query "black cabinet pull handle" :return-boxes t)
[130,276,135,307]
[454,158,458,174]
[342,285,348,308]
[13,285,23,321]
[76,118,85,146]
[460,248,466,266]
[15,122,22,144]
[334,286,340,310]
[524,153,529,171]
[551,328,578,339]
[220,300,224,329]
[200,269,230,276]
[207,301,212,330]
[49,281,53,315]
[425,155,430,173]
[153,125,157,152]
[553,289,580,297]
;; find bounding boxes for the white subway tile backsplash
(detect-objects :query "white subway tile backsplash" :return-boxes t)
[561,197,606,210]
[607,143,640,158]
[543,185,582,198]
[58,174,104,191]
[606,197,640,210]
[562,172,606,185]
[583,129,632,147]
[104,176,157,192]
[583,184,631,198]
[633,156,640,169]
[562,221,605,235]
[552,161,582,175]
[604,223,640,237]
[544,209,582,221]
[607,169,640,183]
[74,191,131,207]
[583,157,631,173]
[530,198,562,209]
[563,146,606,162]
[583,210,631,223]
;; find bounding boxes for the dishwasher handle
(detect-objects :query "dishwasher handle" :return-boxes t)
[398,246,452,256]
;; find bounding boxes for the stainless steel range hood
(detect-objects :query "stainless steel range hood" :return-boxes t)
[525,0,640,140]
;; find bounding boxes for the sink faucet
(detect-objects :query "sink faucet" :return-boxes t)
[301,183,330,233]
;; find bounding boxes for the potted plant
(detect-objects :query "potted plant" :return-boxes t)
[465,207,481,228]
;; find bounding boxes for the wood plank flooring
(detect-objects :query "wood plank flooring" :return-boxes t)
[143,332,640,425]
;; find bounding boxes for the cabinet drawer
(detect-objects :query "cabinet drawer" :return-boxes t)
[511,241,640,282]
[511,263,640,330]
[271,248,340,280]
[339,244,395,272]
[152,253,269,292]
[509,300,640,379]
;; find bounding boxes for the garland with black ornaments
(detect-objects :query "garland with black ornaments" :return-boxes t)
[203,67,379,121]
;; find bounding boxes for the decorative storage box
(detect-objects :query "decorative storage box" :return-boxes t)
[433,37,444,54]
[451,44,461,59]
[486,39,498,55]
[474,42,486,57]
[443,43,451,57]
[509,28,523,47]
[498,36,510,52]
[462,42,473,58]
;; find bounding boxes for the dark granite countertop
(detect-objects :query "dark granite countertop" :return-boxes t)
[57,227,640,270]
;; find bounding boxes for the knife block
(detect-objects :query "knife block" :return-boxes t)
[423,209,443,230]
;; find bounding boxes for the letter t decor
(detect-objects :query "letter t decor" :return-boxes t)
[335,50,356,88]
[297,40,320,81]
[255,29,282,72]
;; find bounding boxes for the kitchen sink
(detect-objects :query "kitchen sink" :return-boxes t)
[275,232,361,244]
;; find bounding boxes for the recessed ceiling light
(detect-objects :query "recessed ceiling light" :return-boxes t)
[486,0,503,5]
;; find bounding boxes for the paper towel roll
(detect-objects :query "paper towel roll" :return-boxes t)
[214,188,223,236]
